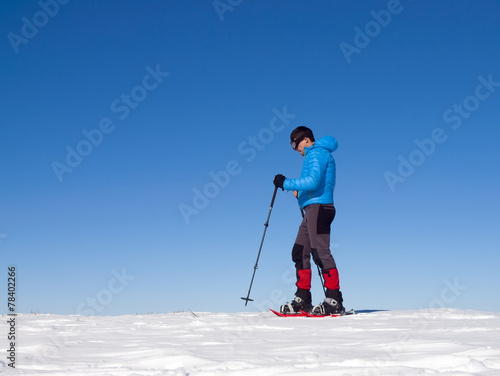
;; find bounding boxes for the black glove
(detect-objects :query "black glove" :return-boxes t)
[274,174,286,190]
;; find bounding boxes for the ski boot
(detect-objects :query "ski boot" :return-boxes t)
[310,290,345,316]
[280,289,312,315]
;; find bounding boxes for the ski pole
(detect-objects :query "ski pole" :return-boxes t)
[298,201,326,295]
[241,185,279,306]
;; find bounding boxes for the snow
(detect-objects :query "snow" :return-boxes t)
[2,308,500,375]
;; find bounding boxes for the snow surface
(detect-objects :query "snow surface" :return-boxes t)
[2,309,500,375]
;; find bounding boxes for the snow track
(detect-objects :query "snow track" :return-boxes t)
[2,309,500,375]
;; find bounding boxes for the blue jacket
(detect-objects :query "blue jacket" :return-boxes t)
[283,136,338,208]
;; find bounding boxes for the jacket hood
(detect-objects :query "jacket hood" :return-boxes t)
[306,136,338,154]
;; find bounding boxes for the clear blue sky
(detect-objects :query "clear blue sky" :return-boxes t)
[1,0,499,315]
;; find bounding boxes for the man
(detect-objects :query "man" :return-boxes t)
[273,126,345,315]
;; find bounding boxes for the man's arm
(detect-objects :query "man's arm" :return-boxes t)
[283,151,328,192]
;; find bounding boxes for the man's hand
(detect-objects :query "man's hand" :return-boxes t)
[273,174,286,190]
[293,191,298,198]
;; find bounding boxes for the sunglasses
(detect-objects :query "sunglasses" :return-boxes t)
[290,134,308,150]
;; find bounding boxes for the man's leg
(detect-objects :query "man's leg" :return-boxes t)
[280,215,313,314]
[307,204,342,301]
[291,215,312,302]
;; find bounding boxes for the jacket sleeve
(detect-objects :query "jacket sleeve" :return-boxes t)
[283,150,328,191]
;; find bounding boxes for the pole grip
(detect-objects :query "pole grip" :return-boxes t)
[269,185,279,209]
